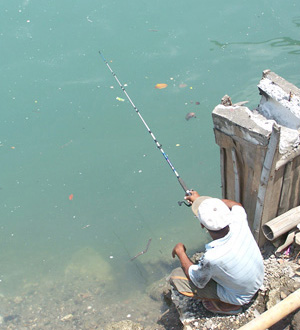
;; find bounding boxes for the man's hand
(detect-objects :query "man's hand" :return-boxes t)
[171,243,193,279]
[184,190,200,204]
[172,243,186,258]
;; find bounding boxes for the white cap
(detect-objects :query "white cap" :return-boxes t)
[194,198,231,231]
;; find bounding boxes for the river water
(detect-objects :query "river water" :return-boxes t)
[1,0,300,328]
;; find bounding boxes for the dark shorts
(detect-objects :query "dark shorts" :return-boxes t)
[169,267,219,301]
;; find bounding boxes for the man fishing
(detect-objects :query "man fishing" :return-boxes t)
[170,190,264,315]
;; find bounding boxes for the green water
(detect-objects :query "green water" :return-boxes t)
[1,0,300,326]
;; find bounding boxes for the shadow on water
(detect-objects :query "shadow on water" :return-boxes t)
[292,16,300,28]
[211,37,300,55]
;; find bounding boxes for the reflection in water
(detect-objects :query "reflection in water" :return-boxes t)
[211,37,300,55]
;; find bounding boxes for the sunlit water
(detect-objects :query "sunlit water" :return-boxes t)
[1,0,300,327]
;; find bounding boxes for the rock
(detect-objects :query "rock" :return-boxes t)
[183,325,193,330]
[105,320,144,330]
[221,95,232,106]
[14,296,23,304]
[280,291,288,299]
[292,309,300,329]
[146,277,170,302]
[4,315,19,323]
[166,245,300,330]
[64,246,112,282]
[204,320,214,329]
[61,314,73,322]
[253,309,261,318]
[295,232,300,245]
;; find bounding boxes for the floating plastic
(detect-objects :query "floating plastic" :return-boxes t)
[155,83,168,89]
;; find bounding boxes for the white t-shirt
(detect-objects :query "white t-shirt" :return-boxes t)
[188,205,264,305]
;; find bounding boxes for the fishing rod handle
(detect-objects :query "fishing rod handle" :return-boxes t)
[178,177,191,195]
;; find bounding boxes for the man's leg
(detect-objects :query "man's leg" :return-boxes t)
[169,267,243,314]
[169,267,219,301]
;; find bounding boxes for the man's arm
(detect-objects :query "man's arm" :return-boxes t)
[184,190,242,210]
[172,243,193,279]
[221,199,242,209]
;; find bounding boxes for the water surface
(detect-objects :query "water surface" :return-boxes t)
[1,0,300,327]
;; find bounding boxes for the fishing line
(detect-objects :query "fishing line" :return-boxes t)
[99,51,191,204]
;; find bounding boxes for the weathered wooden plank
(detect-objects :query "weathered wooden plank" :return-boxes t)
[223,148,235,200]
[275,147,300,170]
[231,148,241,202]
[278,162,293,216]
[258,156,283,245]
[243,166,254,206]
[260,166,284,222]
[220,148,226,198]
[213,72,300,245]
[253,124,280,241]
[214,128,234,148]
[289,155,300,208]
[214,127,270,229]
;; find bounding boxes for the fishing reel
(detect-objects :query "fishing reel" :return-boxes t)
[177,188,193,207]
[178,200,191,207]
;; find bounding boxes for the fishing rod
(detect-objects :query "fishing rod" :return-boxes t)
[99,51,191,206]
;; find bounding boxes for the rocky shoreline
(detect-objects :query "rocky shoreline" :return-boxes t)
[0,242,299,330]
[105,242,300,330]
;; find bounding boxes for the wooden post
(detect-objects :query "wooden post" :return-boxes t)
[212,70,300,245]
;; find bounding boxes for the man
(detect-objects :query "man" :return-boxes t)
[170,190,264,315]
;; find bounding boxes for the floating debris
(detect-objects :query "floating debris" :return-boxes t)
[195,101,200,105]
[60,139,73,148]
[131,238,152,261]
[155,83,168,89]
[179,83,187,88]
[185,112,196,121]
[116,97,125,102]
